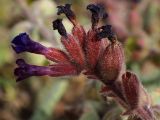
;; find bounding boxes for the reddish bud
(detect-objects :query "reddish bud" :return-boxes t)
[61,34,85,70]
[122,72,140,110]
[45,48,70,63]
[72,25,86,47]
[85,29,102,70]
[96,40,125,84]
[122,72,152,115]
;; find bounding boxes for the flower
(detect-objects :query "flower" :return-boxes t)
[14,59,77,82]
[12,3,124,83]
[11,33,47,54]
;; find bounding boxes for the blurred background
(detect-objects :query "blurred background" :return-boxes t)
[0,0,160,120]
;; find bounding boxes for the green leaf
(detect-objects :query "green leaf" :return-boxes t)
[0,27,13,66]
[79,102,100,120]
[31,79,69,120]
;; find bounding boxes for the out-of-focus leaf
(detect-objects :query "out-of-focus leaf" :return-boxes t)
[150,89,160,105]
[125,38,140,63]
[26,53,47,65]
[130,63,141,77]
[79,102,100,120]
[31,79,69,120]
[89,100,105,112]
[130,62,158,82]
[0,78,16,101]
[142,70,160,86]
[0,0,14,24]
[143,2,159,33]
[0,27,13,66]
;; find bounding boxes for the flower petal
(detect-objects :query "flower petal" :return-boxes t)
[11,33,47,54]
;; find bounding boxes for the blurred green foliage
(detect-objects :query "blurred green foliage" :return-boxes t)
[0,0,160,120]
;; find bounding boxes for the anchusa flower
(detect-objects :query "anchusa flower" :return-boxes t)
[11,3,156,120]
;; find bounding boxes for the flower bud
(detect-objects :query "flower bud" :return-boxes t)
[122,72,140,110]
[96,40,125,84]
[121,72,155,120]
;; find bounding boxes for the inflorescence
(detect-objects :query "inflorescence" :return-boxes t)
[11,3,156,120]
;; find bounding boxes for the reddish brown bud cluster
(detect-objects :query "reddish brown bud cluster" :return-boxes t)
[12,3,156,120]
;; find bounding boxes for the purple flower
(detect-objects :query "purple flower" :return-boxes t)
[14,59,77,82]
[14,59,50,82]
[11,33,47,54]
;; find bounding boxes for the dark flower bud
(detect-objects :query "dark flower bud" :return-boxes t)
[57,4,76,25]
[97,25,116,41]
[96,3,108,20]
[87,4,108,29]
[87,4,100,28]
[52,19,67,37]
[11,33,47,54]
[87,4,100,29]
